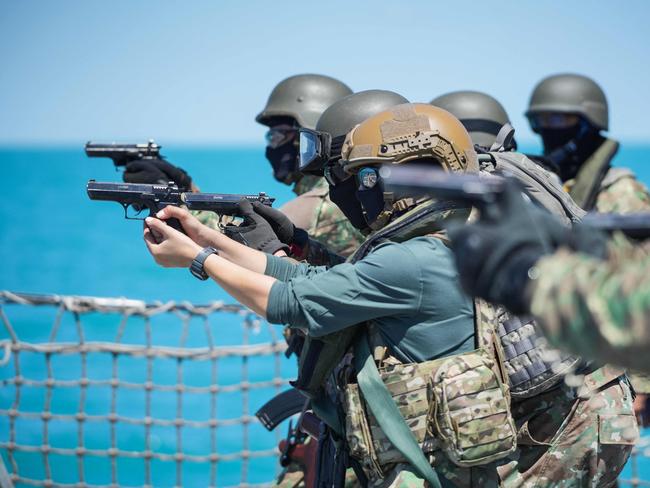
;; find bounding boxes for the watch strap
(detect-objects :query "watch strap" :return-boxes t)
[189,246,218,280]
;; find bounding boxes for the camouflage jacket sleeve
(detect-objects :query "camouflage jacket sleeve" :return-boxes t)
[595,171,650,213]
[528,236,650,372]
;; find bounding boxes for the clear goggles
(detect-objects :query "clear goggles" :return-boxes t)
[528,112,580,131]
[265,125,297,149]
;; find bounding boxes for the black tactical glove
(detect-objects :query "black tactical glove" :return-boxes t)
[448,180,608,315]
[224,199,290,255]
[250,202,309,248]
[123,158,193,192]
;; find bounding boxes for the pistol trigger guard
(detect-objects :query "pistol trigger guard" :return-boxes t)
[122,203,148,221]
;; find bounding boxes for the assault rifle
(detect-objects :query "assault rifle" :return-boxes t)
[381,165,650,239]
[85,140,162,167]
[87,180,274,232]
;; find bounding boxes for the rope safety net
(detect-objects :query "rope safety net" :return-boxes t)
[0,291,293,487]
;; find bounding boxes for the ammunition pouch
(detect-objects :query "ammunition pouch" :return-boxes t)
[428,348,517,467]
[344,347,517,480]
[497,313,582,398]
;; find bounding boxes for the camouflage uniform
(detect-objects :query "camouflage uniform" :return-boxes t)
[282,175,364,266]
[567,167,650,393]
[497,373,638,487]
[529,236,650,373]
[490,165,644,488]
[560,164,650,216]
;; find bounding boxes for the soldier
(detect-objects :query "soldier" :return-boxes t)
[444,179,639,484]
[526,73,650,213]
[428,90,637,485]
[527,73,650,417]
[253,74,364,261]
[230,89,410,267]
[139,103,525,487]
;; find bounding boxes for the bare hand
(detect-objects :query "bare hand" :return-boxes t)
[144,217,202,268]
[155,206,219,248]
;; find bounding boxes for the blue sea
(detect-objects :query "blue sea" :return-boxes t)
[1,143,650,486]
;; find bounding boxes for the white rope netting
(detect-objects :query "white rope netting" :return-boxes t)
[0,291,291,488]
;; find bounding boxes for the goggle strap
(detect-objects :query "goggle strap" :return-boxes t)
[329,135,346,160]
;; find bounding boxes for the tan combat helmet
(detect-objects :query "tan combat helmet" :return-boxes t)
[339,103,478,229]
[341,103,478,173]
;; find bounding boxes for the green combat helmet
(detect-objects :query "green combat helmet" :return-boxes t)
[257,74,352,185]
[306,89,410,172]
[297,90,410,230]
[317,89,409,143]
[256,74,352,130]
[526,73,608,131]
[430,90,512,149]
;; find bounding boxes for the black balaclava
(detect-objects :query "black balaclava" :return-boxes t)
[264,116,300,185]
[328,175,369,232]
[538,119,604,182]
[265,144,299,184]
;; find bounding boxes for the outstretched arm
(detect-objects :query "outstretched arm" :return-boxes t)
[143,213,275,317]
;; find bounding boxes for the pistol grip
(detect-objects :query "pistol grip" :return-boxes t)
[167,217,185,234]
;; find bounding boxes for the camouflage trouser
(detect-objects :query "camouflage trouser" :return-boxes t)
[497,377,638,488]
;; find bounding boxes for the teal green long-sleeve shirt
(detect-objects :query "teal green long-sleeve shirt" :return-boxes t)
[265,236,475,363]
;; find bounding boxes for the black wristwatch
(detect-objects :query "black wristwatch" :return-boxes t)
[189,246,218,280]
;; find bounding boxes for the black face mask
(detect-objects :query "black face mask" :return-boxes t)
[538,121,603,181]
[328,176,369,231]
[539,124,583,154]
[265,144,299,185]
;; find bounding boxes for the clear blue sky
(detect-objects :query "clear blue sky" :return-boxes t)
[1,0,649,145]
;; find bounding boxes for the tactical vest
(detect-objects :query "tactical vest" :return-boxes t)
[567,138,619,210]
[343,297,518,482]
